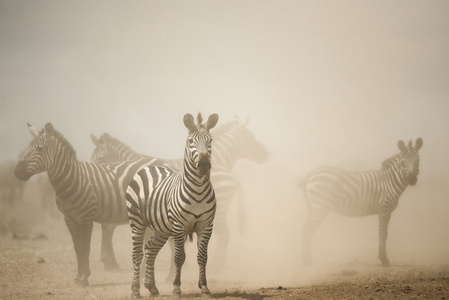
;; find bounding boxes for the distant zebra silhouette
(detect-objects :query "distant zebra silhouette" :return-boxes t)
[90,116,268,272]
[298,138,423,266]
[14,123,164,285]
[126,113,218,298]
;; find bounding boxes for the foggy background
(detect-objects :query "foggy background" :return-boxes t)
[1,0,449,288]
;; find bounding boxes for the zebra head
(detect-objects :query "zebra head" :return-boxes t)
[184,113,219,177]
[397,137,423,186]
[232,116,269,164]
[90,133,117,164]
[15,123,75,181]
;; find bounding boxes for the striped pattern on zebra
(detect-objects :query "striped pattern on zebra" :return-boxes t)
[14,122,164,285]
[90,116,269,272]
[298,138,423,266]
[126,113,218,298]
[90,134,180,270]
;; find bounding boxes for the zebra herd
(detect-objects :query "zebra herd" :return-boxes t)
[13,112,423,298]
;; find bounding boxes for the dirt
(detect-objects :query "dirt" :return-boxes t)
[1,220,449,300]
[1,180,449,300]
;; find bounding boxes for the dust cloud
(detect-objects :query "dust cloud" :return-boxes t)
[1,0,449,292]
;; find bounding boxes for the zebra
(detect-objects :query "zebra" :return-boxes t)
[298,138,423,266]
[126,113,218,298]
[90,116,269,272]
[14,122,164,285]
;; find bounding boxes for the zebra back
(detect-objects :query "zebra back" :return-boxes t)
[299,138,423,217]
[209,116,269,169]
[14,122,164,224]
[91,116,268,171]
[91,133,183,169]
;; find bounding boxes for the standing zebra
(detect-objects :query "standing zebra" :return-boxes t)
[90,116,268,271]
[14,122,163,285]
[126,113,218,298]
[299,138,423,266]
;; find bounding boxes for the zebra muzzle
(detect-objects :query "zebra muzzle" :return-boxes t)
[197,155,211,176]
[14,161,33,181]
[407,174,418,186]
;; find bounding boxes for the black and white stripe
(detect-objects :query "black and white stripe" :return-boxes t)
[126,113,218,298]
[14,122,162,285]
[298,138,423,266]
[91,116,268,271]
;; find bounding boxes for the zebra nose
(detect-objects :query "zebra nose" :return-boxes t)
[197,155,211,175]
[14,161,32,181]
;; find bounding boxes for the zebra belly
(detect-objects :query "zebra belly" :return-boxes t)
[168,201,216,236]
[305,170,382,217]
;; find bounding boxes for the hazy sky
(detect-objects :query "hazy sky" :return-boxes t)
[1,0,449,177]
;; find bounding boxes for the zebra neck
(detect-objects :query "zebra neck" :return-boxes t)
[380,163,409,193]
[47,151,83,199]
[182,158,212,193]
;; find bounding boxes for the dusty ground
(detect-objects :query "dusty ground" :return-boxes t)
[1,220,449,300]
[1,179,449,299]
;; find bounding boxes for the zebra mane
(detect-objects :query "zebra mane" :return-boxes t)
[98,133,135,151]
[197,113,203,126]
[44,128,77,158]
[381,153,402,170]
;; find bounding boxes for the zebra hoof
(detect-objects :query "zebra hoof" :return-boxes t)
[144,282,159,297]
[149,288,159,297]
[201,286,211,298]
[172,286,182,299]
[74,278,89,286]
[131,289,141,299]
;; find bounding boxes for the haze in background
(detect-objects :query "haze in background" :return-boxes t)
[1,0,448,287]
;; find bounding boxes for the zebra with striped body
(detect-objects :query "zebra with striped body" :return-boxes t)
[91,116,268,272]
[90,135,178,270]
[126,113,218,298]
[14,122,162,285]
[299,138,423,266]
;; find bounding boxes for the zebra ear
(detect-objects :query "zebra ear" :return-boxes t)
[183,114,196,131]
[397,140,407,153]
[206,113,219,130]
[27,123,40,137]
[415,137,423,151]
[44,123,55,136]
[103,133,112,142]
[91,134,100,146]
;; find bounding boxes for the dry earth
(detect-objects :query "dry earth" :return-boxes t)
[1,180,449,300]
[1,220,449,300]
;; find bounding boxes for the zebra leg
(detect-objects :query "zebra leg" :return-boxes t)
[129,220,146,299]
[164,237,176,283]
[143,233,168,297]
[197,225,213,297]
[172,231,188,298]
[65,218,93,286]
[302,205,330,265]
[100,223,120,270]
[214,225,229,270]
[378,211,392,267]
